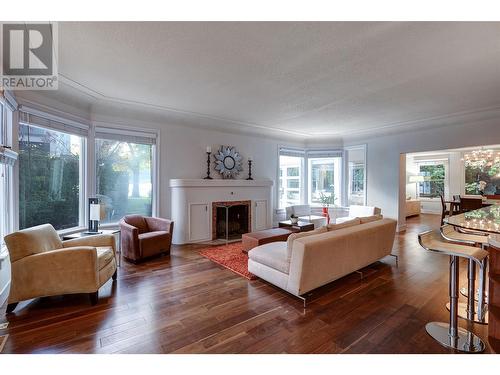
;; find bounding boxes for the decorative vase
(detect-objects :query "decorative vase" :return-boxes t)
[322,207,330,224]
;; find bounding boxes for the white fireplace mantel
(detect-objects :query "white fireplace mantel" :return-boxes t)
[169,179,273,188]
[169,178,274,244]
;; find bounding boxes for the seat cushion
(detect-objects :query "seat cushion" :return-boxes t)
[138,231,171,257]
[96,246,115,270]
[248,242,290,274]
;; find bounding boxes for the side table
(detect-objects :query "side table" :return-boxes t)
[278,220,315,232]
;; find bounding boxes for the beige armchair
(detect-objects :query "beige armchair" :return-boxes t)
[4,224,117,313]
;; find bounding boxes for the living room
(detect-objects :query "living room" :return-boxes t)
[2,1,500,372]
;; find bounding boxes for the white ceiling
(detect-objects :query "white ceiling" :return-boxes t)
[32,22,500,138]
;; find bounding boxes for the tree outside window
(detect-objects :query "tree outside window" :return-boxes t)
[96,139,153,223]
[418,164,445,198]
[19,124,81,230]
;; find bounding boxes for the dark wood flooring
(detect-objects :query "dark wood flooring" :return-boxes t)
[0,214,494,353]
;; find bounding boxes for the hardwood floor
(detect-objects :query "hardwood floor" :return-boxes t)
[0,214,494,353]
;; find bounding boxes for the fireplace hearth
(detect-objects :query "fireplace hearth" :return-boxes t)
[212,200,251,241]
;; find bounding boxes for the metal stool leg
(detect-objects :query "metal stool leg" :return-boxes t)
[477,258,488,322]
[426,255,485,353]
[447,258,488,324]
[460,244,489,303]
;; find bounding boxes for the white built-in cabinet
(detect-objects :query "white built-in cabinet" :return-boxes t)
[254,200,268,231]
[189,203,210,242]
[170,179,274,244]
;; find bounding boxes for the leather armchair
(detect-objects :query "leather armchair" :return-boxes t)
[119,215,173,262]
[4,224,117,313]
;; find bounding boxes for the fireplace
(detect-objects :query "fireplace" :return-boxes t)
[212,200,251,240]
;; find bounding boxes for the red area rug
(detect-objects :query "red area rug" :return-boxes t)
[199,242,257,280]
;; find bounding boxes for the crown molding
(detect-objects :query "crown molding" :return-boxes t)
[59,74,312,140]
[16,74,500,145]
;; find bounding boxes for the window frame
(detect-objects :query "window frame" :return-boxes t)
[415,159,449,200]
[278,146,353,209]
[94,136,157,225]
[17,120,87,231]
[344,144,367,206]
[12,106,160,233]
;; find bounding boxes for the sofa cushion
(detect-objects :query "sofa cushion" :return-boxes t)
[286,226,328,260]
[138,231,171,257]
[124,214,149,234]
[96,246,115,270]
[248,242,290,274]
[327,217,361,231]
[360,214,383,224]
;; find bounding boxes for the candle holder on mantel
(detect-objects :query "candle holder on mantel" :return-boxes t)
[204,146,213,179]
[246,157,253,180]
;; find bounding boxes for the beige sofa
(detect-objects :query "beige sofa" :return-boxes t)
[4,224,117,313]
[248,217,397,299]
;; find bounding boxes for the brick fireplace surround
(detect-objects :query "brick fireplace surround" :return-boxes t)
[211,200,251,240]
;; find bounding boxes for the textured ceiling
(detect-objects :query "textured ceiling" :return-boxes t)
[35,22,500,138]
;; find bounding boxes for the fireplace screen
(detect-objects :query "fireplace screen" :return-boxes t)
[213,202,250,241]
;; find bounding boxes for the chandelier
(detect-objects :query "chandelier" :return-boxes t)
[462,148,500,168]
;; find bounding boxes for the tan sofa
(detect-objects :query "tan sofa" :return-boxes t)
[4,224,117,313]
[248,217,397,299]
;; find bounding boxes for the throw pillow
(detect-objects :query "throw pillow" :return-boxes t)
[360,214,383,224]
[326,218,361,231]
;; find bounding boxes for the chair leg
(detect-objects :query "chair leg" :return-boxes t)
[89,291,99,306]
[6,302,18,314]
[425,255,485,352]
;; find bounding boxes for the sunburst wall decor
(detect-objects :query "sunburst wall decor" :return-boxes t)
[214,146,243,179]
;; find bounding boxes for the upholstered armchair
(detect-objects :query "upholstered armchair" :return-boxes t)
[4,224,117,313]
[119,215,174,262]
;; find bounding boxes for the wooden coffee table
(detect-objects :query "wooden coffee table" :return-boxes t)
[278,220,315,232]
[241,228,294,254]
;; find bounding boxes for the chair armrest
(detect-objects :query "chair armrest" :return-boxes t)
[119,220,139,260]
[145,217,173,233]
[63,234,116,253]
[9,247,99,302]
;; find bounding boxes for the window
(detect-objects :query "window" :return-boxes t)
[18,124,83,230]
[308,157,341,205]
[279,150,304,208]
[418,162,446,198]
[96,139,153,223]
[346,146,367,205]
[464,149,500,195]
[307,150,342,206]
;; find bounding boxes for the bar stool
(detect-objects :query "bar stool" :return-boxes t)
[418,229,487,353]
[440,224,489,324]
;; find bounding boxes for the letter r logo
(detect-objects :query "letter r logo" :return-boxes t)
[2,23,54,76]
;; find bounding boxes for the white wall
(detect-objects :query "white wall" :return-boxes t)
[344,116,500,230]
